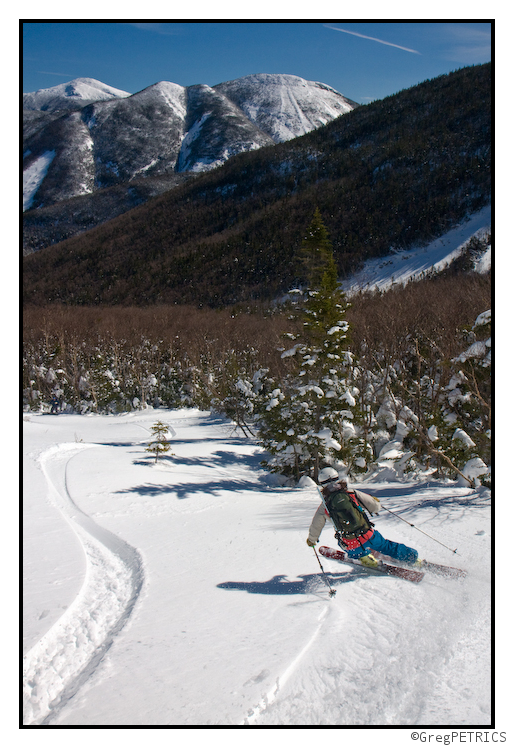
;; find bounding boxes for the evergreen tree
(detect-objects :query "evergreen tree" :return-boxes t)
[145,420,173,463]
[82,351,124,413]
[369,310,491,486]
[299,207,334,287]
[258,211,356,480]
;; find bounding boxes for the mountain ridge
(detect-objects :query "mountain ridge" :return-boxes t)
[23,73,357,215]
[23,64,491,308]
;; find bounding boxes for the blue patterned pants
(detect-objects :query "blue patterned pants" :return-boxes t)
[344,530,418,563]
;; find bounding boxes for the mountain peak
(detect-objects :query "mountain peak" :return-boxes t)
[23,78,131,112]
[214,73,357,142]
[222,72,337,89]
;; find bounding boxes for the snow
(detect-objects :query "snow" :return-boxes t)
[474,310,492,328]
[153,81,187,119]
[23,77,131,111]
[216,74,355,143]
[461,457,489,482]
[452,429,476,448]
[475,246,491,274]
[457,341,488,362]
[23,409,494,727]
[314,428,342,451]
[23,150,55,211]
[341,206,491,295]
[177,113,212,171]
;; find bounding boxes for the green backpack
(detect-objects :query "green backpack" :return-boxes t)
[324,490,372,538]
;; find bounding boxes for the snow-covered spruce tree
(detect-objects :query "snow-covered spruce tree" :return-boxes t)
[203,349,262,437]
[145,420,174,464]
[372,310,491,487]
[451,310,491,454]
[257,210,358,481]
[436,309,491,485]
[78,349,124,413]
[349,362,384,475]
[22,332,68,412]
[256,376,313,481]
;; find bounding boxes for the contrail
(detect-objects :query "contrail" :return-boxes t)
[325,25,421,54]
[36,71,74,77]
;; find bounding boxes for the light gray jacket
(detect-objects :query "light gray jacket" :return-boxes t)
[307,489,380,545]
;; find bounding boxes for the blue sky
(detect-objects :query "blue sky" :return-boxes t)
[23,21,491,104]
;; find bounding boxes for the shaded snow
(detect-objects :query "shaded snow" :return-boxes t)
[177,112,213,171]
[23,151,55,211]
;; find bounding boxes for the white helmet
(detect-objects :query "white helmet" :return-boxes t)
[318,467,339,485]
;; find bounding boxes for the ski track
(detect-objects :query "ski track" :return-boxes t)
[22,443,145,726]
[241,607,330,725]
[241,563,490,725]
[23,414,490,726]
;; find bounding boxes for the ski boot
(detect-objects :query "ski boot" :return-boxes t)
[360,553,379,569]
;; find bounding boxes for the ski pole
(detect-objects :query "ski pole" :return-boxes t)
[313,546,337,597]
[381,504,458,555]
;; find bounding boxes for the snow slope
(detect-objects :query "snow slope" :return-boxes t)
[215,73,356,143]
[23,409,493,727]
[22,150,55,211]
[341,205,491,295]
[23,78,131,112]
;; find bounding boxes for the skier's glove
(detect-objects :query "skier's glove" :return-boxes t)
[306,539,316,547]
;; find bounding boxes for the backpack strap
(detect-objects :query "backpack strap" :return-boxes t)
[317,485,374,549]
[332,491,375,549]
[347,491,375,523]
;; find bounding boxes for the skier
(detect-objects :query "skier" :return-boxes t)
[50,394,60,415]
[307,467,420,568]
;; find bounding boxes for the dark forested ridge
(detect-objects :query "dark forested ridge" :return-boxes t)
[23,63,491,308]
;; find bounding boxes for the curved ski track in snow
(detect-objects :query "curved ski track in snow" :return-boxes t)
[22,443,145,726]
[241,607,330,725]
[241,565,490,726]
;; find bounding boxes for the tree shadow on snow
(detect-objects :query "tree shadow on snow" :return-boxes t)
[120,446,279,498]
[130,446,264,471]
[168,449,262,469]
[405,494,491,511]
[357,485,492,538]
[365,485,491,521]
[115,477,267,499]
[217,571,361,596]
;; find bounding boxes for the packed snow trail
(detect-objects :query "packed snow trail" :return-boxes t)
[23,443,144,725]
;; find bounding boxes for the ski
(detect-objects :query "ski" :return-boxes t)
[418,559,467,578]
[318,546,424,584]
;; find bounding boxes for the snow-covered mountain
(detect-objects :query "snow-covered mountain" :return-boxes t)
[23,74,357,211]
[215,73,356,143]
[22,77,131,112]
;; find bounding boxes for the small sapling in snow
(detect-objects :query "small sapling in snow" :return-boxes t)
[145,420,174,463]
